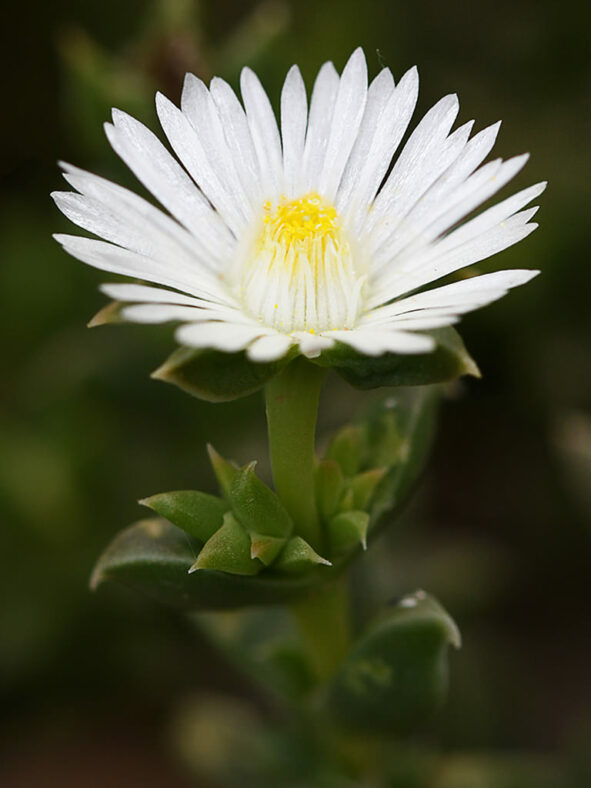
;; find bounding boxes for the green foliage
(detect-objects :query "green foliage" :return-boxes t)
[91,517,334,610]
[315,328,480,389]
[327,511,369,554]
[228,462,293,538]
[191,512,262,576]
[152,347,293,402]
[139,490,229,543]
[328,591,460,734]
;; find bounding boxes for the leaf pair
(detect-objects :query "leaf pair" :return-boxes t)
[150,327,477,403]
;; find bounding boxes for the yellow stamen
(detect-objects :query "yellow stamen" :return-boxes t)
[262,192,340,246]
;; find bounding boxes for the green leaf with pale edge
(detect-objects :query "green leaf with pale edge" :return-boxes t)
[273,536,331,574]
[229,462,293,538]
[139,490,228,543]
[91,518,336,609]
[151,347,293,402]
[315,459,345,522]
[328,510,369,554]
[328,591,460,734]
[313,328,480,389]
[191,512,262,575]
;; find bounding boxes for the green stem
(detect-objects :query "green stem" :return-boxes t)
[291,578,350,682]
[264,358,325,550]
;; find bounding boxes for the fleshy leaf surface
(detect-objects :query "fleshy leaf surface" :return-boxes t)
[191,512,262,576]
[91,518,335,609]
[328,591,460,734]
[314,328,479,389]
[152,347,292,402]
[229,463,293,538]
[140,490,229,543]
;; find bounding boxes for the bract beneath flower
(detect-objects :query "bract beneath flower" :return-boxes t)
[53,48,544,364]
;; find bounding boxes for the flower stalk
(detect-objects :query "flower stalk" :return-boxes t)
[264,357,325,551]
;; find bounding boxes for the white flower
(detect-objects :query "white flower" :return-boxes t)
[53,48,545,363]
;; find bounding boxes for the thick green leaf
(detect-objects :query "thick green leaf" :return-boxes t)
[249,533,286,565]
[328,591,460,734]
[207,444,239,497]
[365,387,439,532]
[314,328,479,389]
[229,462,293,538]
[327,510,369,554]
[91,518,337,610]
[325,425,366,477]
[151,347,292,402]
[191,512,262,575]
[139,490,228,543]
[273,536,331,574]
[315,459,345,522]
[350,468,386,510]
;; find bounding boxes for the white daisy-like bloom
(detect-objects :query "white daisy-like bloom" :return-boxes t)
[53,48,545,363]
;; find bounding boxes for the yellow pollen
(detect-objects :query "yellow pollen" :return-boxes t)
[262,192,340,245]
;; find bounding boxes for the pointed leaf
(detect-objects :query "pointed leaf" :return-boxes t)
[152,347,291,402]
[315,328,480,389]
[207,444,239,498]
[273,536,331,574]
[328,591,460,734]
[191,512,262,576]
[350,468,387,511]
[140,490,228,543]
[315,459,345,522]
[229,462,293,538]
[328,510,369,555]
[326,425,366,477]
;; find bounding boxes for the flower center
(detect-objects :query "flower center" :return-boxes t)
[235,193,365,333]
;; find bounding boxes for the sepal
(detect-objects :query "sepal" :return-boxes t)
[328,591,460,734]
[207,444,239,497]
[314,328,480,389]
[152,347,292,402]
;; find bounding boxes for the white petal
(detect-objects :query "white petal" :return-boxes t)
[330,329,436,356]
[302,61,340,192]
[209,76,263,205]
[317,48,368,200]
[295,332,335,358]
[246,333,293,362]
[100,283,214,307]
[281,65,308,197]
[106,111,233,256]
[366,122,502,267]
[369,210,540,306]
[181,73,258,214]
[155,92,248,235]
[121,304,208,323]
[55,163,222,273]
[338,66,419,233]
[369,268,540,322]
[240,67,283,199]
[366,93,460,236]
[54,235,233,305]
[176,321,271,352]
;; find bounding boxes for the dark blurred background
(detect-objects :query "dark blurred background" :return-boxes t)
[1,0,590,785]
